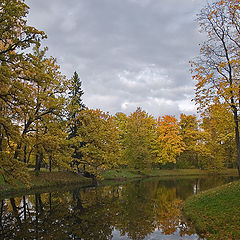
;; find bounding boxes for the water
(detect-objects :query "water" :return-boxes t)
[0,175,237,240]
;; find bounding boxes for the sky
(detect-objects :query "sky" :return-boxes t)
[26,0,207,118]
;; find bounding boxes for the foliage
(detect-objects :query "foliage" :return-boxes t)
[191,0,240,174]
[178,114,200,168]
[199,104,236,170]
[75,109,120,178]
[0,0,46,184]
[66,71,85,171]
[67,71,85,139]
[155,115,185,165]
[113,112,128,165]
[121,108,156,169]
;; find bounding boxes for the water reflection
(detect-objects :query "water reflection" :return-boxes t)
[0,176,236,240]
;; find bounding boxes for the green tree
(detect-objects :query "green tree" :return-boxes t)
[67,71,85,171]
[122,107,156,170]
[113,112,128,166]
[68,71,85,139]
[178,114,200,168]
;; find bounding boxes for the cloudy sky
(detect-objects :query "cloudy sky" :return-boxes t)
[26,0,207,117]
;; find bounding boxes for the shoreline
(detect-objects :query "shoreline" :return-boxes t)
[183,179,240,239]
[0,171,92,199]
[0,168,238,199]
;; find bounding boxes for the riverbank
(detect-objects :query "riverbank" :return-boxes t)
[183,180,240,239]
[0,171,92,199]
[102,168,238,180]
[0,168,238,199]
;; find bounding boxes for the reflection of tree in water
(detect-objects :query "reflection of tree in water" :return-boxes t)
[0,178,210,239]
[114,181,157,240]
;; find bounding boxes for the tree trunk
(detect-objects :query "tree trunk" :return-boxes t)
[23,145,27,163]
[233,109,240,176]
[49,156,52,172]
[35,152,43,172]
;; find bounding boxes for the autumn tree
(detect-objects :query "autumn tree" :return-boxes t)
[191,0,240,174]
[113,112,128,166]
[14,47,67,172]
[178,114,200,168]
[122,108,156,170]
[199,103,236,170]
[0,0,46,184]
[74,109,120,179]
[155,115,185,166]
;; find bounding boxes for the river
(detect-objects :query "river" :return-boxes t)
[0,175,237,239]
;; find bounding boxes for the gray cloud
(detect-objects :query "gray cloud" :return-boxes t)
[26,0,207,117]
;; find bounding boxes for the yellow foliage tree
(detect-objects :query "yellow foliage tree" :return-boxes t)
[75,109,120,179]
[122,107,156,170]
[199,103,236,170]
[155,115,185,165]
[178,114,200,168]
[191,0,240,174]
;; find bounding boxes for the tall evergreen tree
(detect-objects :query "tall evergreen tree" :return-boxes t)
[68,71,85,138]
[67,71,85,172]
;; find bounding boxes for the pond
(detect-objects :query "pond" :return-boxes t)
[0,175,237,240]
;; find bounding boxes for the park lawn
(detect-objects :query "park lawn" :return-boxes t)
[102,168,238,180]
[183,180,240,240]
[0,171,91,199]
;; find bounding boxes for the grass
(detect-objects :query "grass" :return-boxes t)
[183,180,240,239]
[102,168,238,180]
[0,171,92,199]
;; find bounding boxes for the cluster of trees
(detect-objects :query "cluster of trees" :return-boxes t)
[0,0,83,184]
[114,106,236,171]
[1,0,240,185]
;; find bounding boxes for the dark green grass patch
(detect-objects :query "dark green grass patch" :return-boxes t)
[102,168,238,180]
[183,180,240,239]
[0,171,91,199]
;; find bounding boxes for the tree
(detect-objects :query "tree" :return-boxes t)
[67,71,85,139]
[113,112,128,166]
[178,114,200,168]
[122,108,156,170]
[200,103,236,170]
[155,115,185,166]
[0,0,46,184]
[74,109,120,179]
[15,47,67,171]
[67,71,85,171]
[191,0,240,174]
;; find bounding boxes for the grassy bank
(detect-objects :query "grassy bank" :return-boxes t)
[183,180,240,239]
[0,171,92,199]
[102,168,238,180]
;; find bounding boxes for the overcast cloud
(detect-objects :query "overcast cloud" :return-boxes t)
[26,0,207,117]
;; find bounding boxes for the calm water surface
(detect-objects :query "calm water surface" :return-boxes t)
[0,175,237,240]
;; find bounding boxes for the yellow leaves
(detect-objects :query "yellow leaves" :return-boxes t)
[76,108,120,175]
[121,107,156,169]
[155,115,185,165]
